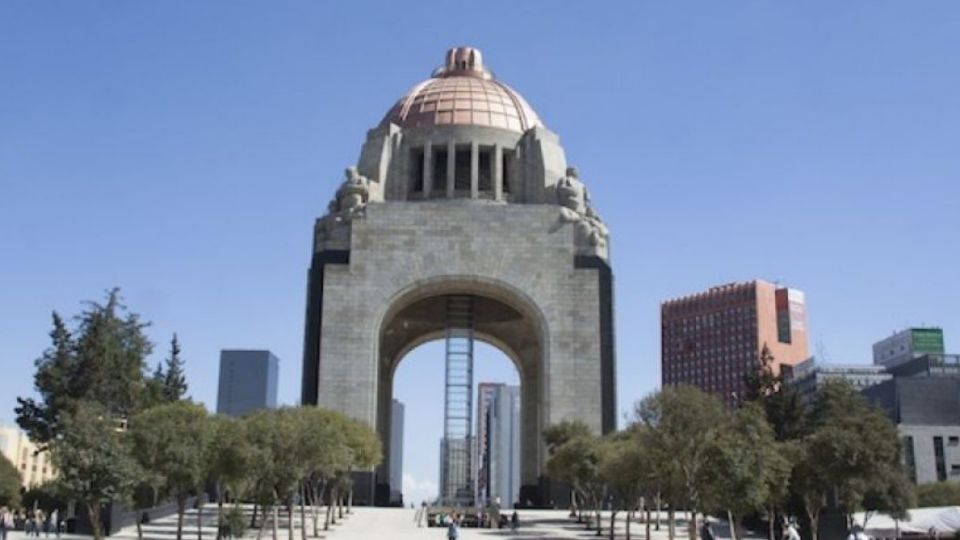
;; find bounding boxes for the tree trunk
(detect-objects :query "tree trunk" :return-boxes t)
[287,503,294,540]
[217,483,224,540]
[300,484,307,540]
[255,506,266,540]
[324,489,336,530]
[137,520,144,540]
[347,489,353,514]
[807,511,819,540]
[609,510,617,540]
[251,504,258,529]
[626,509,632,540]
[271,505,278,540]
[646,509,651,540]
[667,509,675,540]
[337,496,343,520]
[689,508,699,540]
[86,502,103,540]
[655,494,662,531]
[726,510,737,540]
[177,497,187,540]
[197,496,203,540]
[767,508,775,540]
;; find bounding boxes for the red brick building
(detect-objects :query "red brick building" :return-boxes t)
[661,280,809,407]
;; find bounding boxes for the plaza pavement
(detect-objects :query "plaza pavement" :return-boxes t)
[278,507,763,540]
[5,504,761,540]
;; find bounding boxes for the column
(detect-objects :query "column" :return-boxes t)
[493,144,503,201]
[423,142,433,198]
[446,140,456,198]
[470,141,479,199]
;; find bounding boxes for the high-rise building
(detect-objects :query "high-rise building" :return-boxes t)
[0,425,56,488]
[474,383,500,503]
[216,350,279,417]
[661,280,809,407]
[390,399,404,505]
[873,328,945,368]
[485,385,521,508]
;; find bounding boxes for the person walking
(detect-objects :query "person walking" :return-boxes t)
[1,507,10,540]
[446,514,460,540]
[510,511,519,532]
[699,518,716,540]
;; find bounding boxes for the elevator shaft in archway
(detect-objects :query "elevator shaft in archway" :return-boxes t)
[439,295,475,506]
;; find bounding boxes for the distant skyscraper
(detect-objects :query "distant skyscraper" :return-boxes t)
[873,328,945,368]
[216,350,279,417]
[487,385,520,508]
[390,399,404,505]
[475,382,501,503]
[661,280,809,407]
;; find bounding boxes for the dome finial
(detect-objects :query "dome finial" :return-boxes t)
[438,46,490,79]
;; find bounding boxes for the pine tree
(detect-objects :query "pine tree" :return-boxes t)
[162,334,188,402]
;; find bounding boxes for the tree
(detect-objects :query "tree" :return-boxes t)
[543,420,593,517]
[128,401,210,540]
[635,386,726,540]
[598,434,645,540]
[206,415,254,537]
[245,409,307,540]
[162,334,188,402]
[701,403,789,540]
[743,344,806,441]
[293,408,351,538]
[546,432,606,534]
[0,454,21,507]
[791,381,912,540]
[49,402,140,540]
[16,289,154,445]
[916,481,960,507]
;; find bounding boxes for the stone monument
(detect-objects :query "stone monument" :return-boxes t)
[301,47,615,506]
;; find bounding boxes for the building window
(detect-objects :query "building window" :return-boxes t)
[478,146,492,191]
[949,436,959,447]
[454,145,471,190]
[502,149,514,193]
[951,464,960,477]
[903,436,916,483]
[411,147,424,192]
[934,436,947,482]
[433,147,448,188]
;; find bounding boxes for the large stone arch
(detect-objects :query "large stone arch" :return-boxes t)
[373,276,549,504]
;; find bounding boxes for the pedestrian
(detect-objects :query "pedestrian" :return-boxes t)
[510,511,519,532]
[846,524,869,540]
[34,510,44,537]
[49,509,59,538]
[782,519,800,540]
[699,518,715,540]
[446,514,460,540]
[0,507,9,540]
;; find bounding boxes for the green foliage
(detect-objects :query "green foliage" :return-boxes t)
[543,420,592,454]
[701,402,791,539]
[0,454,21,507]
[49,402,141,540]
[16,289,154,445]
[916,481,960,508]
[128,401,210,503]
[162,334,188,402]
[743,344,805,441]
[221,505,247,539]
[21,481,68,512]
[206,415,254,501]
[636,385,726,513]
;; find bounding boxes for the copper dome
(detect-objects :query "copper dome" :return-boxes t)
[380,47,543,134]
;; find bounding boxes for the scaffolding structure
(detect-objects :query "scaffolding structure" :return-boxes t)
[439,295,475,506]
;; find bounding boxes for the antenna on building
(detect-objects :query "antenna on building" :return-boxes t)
[816,338,831,364]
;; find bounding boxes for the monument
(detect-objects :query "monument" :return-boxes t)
[301,47,615,506]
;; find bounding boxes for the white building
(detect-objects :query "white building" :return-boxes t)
[488,385,521,508]
[390,399,404,505]
[0,425,56,488]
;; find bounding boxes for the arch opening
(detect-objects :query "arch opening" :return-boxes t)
[374,280,547,508]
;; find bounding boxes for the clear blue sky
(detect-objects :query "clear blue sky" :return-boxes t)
[2,1,959,504]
